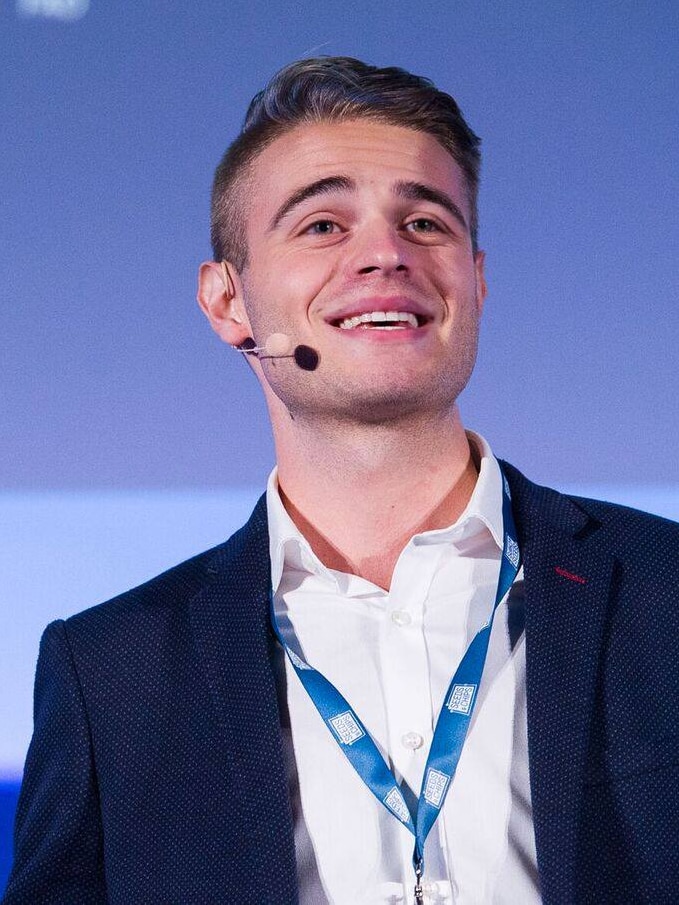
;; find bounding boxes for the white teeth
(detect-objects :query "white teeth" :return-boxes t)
[337,311,420,330]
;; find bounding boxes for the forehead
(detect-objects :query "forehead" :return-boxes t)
[243,119,468,227]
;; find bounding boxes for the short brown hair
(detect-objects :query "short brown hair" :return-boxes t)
[211,56,482,271]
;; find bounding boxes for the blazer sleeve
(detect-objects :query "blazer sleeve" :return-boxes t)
[2,620,108,904]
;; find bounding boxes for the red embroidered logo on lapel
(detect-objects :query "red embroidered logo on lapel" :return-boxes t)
[554,566,587,584]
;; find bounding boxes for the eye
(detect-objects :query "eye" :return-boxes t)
[405,217,441,234]
[305,219,341,235]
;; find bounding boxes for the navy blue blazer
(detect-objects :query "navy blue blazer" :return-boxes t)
[4,463,679,904]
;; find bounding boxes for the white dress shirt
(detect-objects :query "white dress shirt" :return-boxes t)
[267,433,541,904]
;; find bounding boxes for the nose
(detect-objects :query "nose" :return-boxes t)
[349,219,410,277]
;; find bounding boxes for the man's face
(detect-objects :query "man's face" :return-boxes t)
[223,119,486,425]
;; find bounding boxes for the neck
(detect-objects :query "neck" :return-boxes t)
[272,406,478,591]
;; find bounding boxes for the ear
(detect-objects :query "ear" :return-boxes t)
[196,260,252,346]
[473,250,487,315]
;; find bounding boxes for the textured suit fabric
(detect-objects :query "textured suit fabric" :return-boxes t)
[3,463,679,904]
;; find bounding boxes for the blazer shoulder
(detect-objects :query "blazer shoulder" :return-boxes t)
[500,458,679,559]
[62,493,268,643]
[569,493,679,534]
[567,495,679,577]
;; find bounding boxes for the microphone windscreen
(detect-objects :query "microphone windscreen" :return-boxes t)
[294,345,320,371]
[264,332,294,357]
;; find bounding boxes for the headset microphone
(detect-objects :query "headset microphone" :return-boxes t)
[236,333,320,372]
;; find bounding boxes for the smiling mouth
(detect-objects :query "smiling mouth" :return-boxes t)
[332,311,428,330]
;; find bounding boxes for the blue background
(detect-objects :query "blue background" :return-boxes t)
[2,0,678,893]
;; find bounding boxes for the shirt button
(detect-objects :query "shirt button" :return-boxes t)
[391,609,412,627]
[401,731,424,750]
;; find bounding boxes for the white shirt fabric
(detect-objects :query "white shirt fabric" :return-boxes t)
[267,433,541,905]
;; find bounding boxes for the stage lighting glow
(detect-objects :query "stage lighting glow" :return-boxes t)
[16,0,89,21]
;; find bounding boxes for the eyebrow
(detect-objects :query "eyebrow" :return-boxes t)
[269,176,355,231]
[393,180,468,231]
[268,174,469,233]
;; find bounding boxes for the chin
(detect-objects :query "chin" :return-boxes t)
[333,387,461,425]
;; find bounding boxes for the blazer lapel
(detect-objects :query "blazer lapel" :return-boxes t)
[503,463,615,905]
[187,495,298,901]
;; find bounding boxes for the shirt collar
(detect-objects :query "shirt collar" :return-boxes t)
[410,431,505,551]
[267,469,340,595]
[266,431,505,595]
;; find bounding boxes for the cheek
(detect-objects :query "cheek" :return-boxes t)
[437,282,483,332]
[240,274,311,336]
[434,255,480,298]
[264,253,337,316]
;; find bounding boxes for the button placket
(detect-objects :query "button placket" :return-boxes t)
[382,552,437,794]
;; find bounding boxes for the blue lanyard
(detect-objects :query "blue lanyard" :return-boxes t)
[269,467,521,902]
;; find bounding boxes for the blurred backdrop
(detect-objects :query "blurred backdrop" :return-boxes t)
[1,0,678,892]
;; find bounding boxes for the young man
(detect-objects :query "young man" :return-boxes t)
[4,58,679,905]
